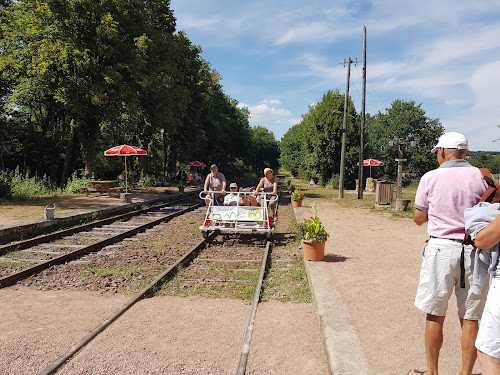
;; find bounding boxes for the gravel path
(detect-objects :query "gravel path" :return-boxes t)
[309,200,482,374]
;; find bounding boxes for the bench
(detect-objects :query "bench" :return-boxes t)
[81,187,98,196]
[108,187,125,197]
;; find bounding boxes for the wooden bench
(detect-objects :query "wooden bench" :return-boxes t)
[108,187,125,197]
[81,187,98,196]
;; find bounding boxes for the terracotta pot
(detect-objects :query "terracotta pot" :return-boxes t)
[292,199,302,207]
[302,240,325,261]
[178,187,185,193]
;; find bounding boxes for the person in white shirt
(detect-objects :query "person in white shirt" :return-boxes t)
[224,182,242,206]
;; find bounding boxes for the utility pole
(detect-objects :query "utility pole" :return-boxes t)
[338,57,351,198]
[358,25,367,200]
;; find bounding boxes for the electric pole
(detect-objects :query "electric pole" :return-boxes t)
[358,26,367,199]
[338,57,351,198]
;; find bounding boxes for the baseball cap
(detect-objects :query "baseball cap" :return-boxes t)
[210,164,218,170]
[431,132,468,153]
[229,182,238,188]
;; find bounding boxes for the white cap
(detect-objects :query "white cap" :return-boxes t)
[431,132,468,153]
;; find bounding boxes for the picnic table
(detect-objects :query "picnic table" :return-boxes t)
[82,180,125,197]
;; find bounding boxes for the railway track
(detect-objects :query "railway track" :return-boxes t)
[0,198,200,288]
[2,192,304,374]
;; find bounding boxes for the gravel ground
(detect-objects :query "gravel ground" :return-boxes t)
[310,200,483,375]
[0,198,329,375]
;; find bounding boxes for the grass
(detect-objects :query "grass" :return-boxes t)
[289,176,418,219]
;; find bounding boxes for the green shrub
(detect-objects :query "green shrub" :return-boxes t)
[10,167,56,198]
[328,174,340,189]
[143,175,157,187]
[64,171,93,193]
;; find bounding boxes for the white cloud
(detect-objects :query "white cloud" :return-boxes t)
[238,102,292,124]
[261,99,282,105]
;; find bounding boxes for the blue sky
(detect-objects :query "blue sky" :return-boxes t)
[170,0,500,152]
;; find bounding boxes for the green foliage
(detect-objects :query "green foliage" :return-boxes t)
[0,0,274,187]
[468,152,500,174]
[291,189,305,200]
[364,100,443,181]
[63,171,92,194]
[9,167,59,198]
[295,213,329,243]
[142,175,157,187]
[280,90,358,188]
[327,174,340,189]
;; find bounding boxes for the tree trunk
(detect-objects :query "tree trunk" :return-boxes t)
[61,127,80,183]
[75,119,100,178]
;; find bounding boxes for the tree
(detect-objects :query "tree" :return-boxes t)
[0,0,178,177]
[249,126,280,174]
[364,100,443,181]
[281,90,358,186]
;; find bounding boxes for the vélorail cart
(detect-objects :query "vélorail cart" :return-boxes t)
[199,190,277,240]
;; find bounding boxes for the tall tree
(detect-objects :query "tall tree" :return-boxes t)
[0,0,178,177]
[364,100,443,180]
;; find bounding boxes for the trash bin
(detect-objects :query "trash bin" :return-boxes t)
[375,181,394,205]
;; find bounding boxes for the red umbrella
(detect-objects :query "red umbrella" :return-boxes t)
[104,145,147,193]
[187,161,206,167]
[357,159,384,177]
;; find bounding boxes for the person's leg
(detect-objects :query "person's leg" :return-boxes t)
[459,318,479,375]
[477,350,500,375]
[248,196,258,206]
[425,314,445,375]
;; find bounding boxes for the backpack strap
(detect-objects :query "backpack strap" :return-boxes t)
[478,168,498,203]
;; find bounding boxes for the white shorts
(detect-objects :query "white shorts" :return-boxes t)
[476,277,500,359]
[414,238,488,319]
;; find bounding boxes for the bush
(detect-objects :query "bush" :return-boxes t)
[10,167,57,198]
[64,171,93,193]
[328,174,340,189]
[142,175,157,187]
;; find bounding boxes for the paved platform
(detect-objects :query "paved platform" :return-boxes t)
[294,205,370,375]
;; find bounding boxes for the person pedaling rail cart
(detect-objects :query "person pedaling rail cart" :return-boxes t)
[253,167,278,218]
[203,164,226,206]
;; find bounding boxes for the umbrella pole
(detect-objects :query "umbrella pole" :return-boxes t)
[125,156,128,194]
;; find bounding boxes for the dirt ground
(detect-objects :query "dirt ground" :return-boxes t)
[0,187,184,228]
[309,200,483,375]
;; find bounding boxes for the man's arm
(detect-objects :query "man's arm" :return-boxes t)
[475,214,500,249]
[414,208,428,226]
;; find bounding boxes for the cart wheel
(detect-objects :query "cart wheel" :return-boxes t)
[266,231,272,241]
[201,230,208,239]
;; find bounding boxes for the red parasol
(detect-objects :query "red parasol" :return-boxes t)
[356,159,384,177]
[187,161,206,167]
[104,145,147,193]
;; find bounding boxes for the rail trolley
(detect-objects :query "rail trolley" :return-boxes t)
[199,190,278,240]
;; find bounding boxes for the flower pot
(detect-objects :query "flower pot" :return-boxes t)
[302,240,325,261]
[178,187,185,193]
[292,199,302,207]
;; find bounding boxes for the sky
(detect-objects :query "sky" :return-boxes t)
[169,0,500,152]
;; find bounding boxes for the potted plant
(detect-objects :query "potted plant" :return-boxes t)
[291,189,304,207]
[296,212,329,261]
[177,180,186,193]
